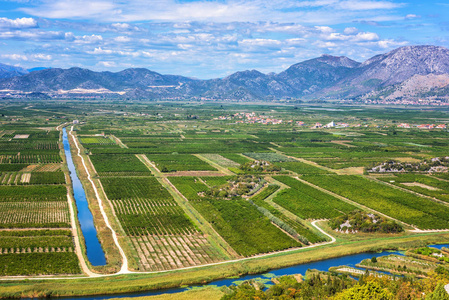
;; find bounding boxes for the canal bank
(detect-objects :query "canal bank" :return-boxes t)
[63,127,106,267]
[2,232,449,298]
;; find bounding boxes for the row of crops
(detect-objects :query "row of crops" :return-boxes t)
[98,169,223,271]
[169,176,302,257]
[272,176,356,220]
[102,177,198,236]
[148,154,217,172]
[378,174,449,203]
[0,127,80,276]
[0,171,65,185]
[0,141,59,150]
[249,185,326,244]
[0,154,62,164]
[302,175,449,230]
[89,138,272,154]
[89,154,152,176]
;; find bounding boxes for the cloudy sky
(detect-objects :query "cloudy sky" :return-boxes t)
[0,0,448,78]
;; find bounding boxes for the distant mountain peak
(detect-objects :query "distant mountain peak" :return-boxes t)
[1,45,448,102]
[0,63,28,79]
[317,54,360,68]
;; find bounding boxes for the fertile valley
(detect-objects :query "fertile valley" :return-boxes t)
[0,99,449,299]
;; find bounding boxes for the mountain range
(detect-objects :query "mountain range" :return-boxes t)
[1,45,449,101]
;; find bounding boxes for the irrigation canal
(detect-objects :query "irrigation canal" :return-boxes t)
[60,126,448,299]
[63,127,106,266]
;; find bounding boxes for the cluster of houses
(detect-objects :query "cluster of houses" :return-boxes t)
[397,123,447,129]
[214,113,364,128]
[214,112,285,124]
[310,121,352,129]
[362,98,449,106]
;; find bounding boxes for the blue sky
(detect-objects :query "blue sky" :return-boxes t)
[0,0,448,78]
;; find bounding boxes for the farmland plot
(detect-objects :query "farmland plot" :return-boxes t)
[169,177,301,257]
[276,161,332,175]
[147,154,217,172]
[250,185,326,244]
[0,126,80,276]
[200,154,240,168]
[273,176,356,220]
[101,177,223,271]
[378,174,449,203]
[89,154,152,176]
[303,175,449,229]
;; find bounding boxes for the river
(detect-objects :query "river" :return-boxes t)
[61,126,445,299]
[61,249,413,300]
[63,127,106,266]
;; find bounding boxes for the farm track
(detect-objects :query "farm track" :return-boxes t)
[262,178,324,238]
[136,154,238,259]
[429,175,449,183]
[0,220,336,281]
[367,176,449,209]
[110,135,128,148]
[269,147,338,174]
[193,154,235,175]
[6,122,445,282]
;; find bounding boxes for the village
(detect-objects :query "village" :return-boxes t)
[213,112,448,130]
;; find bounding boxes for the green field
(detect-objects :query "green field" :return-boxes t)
[2,100,449,295]
[147,154,217,172]
[303,175,449,229]
[273,176,356,219]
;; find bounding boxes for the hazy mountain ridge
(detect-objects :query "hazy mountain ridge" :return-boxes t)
[0,63,28,80]
[1,45,448,101]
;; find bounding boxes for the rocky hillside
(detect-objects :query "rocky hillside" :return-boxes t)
[0,63,28,80]
[1,45,448,101]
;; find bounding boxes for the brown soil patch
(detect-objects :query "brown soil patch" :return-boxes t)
[13,134,29,139]
[331,140,355,147]
[402,182,441,191]
[37,127,55,131]
[335,167,365,175]
[21,173,31,183]
[22,165,39,172]
[166,171,226,177]
[34,164,61,172]
[395,157,421,163]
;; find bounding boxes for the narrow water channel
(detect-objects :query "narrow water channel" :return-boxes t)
[63,127,106,266]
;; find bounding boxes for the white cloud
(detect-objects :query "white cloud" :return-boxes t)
[315,41,338,48]
[97,61,116,67]
[75,34,103,44]
[336,1,403,11]
[344,27,359,35]
[113,36,131,43]
[354,32,379,41]
[111,23,131,30]
[315,26,335,34]
[1,53,52,61]
[21,0,117,19]
[285,38,306,45]
[0,30,66,40]
[89,47,114,55]
[1,54,28,61]
[0,17,38,29]
[239,38,282,47]
[19,0,404,24]
[405,14,420,20]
